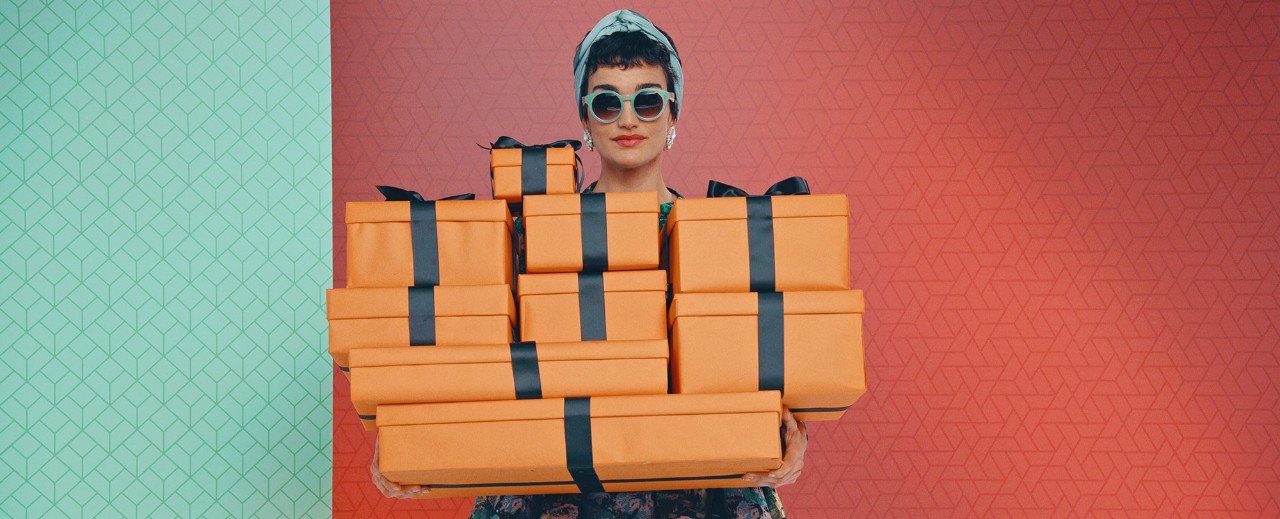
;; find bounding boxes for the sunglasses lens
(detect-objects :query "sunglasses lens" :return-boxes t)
[591,94,622,121]
[634,91,666,120]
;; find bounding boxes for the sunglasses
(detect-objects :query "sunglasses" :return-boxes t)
[581,88,675,123]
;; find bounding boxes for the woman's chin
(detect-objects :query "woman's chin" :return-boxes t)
[603,146,661,169]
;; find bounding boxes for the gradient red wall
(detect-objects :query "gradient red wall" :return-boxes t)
[331,1,1280,516]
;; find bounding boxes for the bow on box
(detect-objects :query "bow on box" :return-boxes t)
[705,176,810,198]
[375,185,475,202]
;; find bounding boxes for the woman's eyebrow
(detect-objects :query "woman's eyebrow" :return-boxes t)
[591,83,665,92]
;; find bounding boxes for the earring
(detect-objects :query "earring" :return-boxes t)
[583,129,593,151]
[666,126,676,150]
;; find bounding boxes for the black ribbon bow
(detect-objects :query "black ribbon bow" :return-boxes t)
[487,135,582,151]
[705,176,811,198]
[375,185,475,202]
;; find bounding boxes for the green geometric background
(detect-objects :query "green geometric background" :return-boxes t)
[0,1,332,517]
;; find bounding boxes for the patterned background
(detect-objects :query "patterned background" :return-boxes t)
[2,0,332,517]
[333,0,1280,517]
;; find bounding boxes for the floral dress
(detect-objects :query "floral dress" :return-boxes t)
[470,185,788,519]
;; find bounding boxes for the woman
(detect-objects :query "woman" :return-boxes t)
[371,10,808,518]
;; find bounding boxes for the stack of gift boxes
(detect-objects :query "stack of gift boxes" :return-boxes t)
[326,139,865,498]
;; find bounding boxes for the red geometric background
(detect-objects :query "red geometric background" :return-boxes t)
[331,1,1280,516]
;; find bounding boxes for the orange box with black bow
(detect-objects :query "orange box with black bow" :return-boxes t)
[668,290,867,421]
[345,199,513,288]
[377,391,784,497]
[665,194,850,293]
[347,340,669,430]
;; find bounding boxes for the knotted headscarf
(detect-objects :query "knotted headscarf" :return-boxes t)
[573,10,684,114]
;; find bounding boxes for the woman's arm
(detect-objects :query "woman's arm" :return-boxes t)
[371,434,431,498]
[742,408,808,488]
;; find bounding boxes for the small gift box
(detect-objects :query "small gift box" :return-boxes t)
[326,284,516,372]
[377,391,784,497]
[523,192,660,273]
[668,290,867,421]
[666,177,849,293]
[518,270,667,343]
[488,136,582,211]
[345,187,513,288]
[348,339,669,430]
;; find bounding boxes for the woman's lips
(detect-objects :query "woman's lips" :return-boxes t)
[613,135,645,148]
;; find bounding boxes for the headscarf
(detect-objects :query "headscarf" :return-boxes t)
[573,10,684,114]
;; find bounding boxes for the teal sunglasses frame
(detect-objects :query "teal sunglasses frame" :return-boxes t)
[581,88,675,123]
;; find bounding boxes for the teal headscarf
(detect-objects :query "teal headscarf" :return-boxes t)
[573,10,684,113]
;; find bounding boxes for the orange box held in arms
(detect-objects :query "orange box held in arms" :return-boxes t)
[376,391,784,497]
[518,270,667,343]
[348,340,669,430]
[668,290,867,421]
[345,191,513,288]
[326,285,515,372]
[523,192,659,273]
[666,189,850,293]
[489,136,582,211]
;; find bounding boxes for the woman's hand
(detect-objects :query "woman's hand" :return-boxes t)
[371,435,430,498]
[742,408,807,488]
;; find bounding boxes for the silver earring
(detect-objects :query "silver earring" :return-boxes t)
[666,126,676,150]
[584,129,593,151]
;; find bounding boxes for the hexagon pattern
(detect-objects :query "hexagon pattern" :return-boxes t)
[332,1,1280,517]
[1,0,333,517]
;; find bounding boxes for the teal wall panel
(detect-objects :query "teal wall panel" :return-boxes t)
[0,0,332,517]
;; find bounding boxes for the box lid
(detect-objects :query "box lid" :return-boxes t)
[523,192,658,218]
[327,285,515,321]
[668,290,864,324]
[377,391,781,427]
[491,147,577,168]
[348,339,668,368]
[517,270,667,297]
[666,194,849,228]
[346,199,512,225]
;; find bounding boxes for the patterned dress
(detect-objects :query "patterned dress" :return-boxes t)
[470,186,788,519]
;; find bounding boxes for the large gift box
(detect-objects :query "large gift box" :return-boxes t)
[377,391,784,497]
[523,192,660,273]
[665,192,850,293]
[518,270,667,342]
[345,196,513,288]
[489,137,581,210]
[326,285,516,371]
[668,290,866,421]
[348,340,669,430]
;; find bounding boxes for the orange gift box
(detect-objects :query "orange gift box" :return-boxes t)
[523,192,660,273]
[518,270,667,343]
[326,285,515,371]
[490,143,580,209]
[348,340,669,430]
[666,194,850,293]
[346,199,513,288]
[668,290,866,421]
[377,391,784,497]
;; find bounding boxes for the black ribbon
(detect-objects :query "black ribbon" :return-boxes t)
[577,272,607,341]
[704,176,810,198]
[408,286,436,346]
[375,186,476,286]
[486,136,585,196]
[580,194,609,270]
[757,292,785,394]
[509,342,543,399]
[564,398,605,493]
[704,177,810,292]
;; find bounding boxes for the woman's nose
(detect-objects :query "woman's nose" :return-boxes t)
[616,100,640,128]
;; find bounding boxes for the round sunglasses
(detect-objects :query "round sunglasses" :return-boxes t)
[581,88,675,123]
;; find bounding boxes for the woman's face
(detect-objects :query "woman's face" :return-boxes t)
[582,63,675,170]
